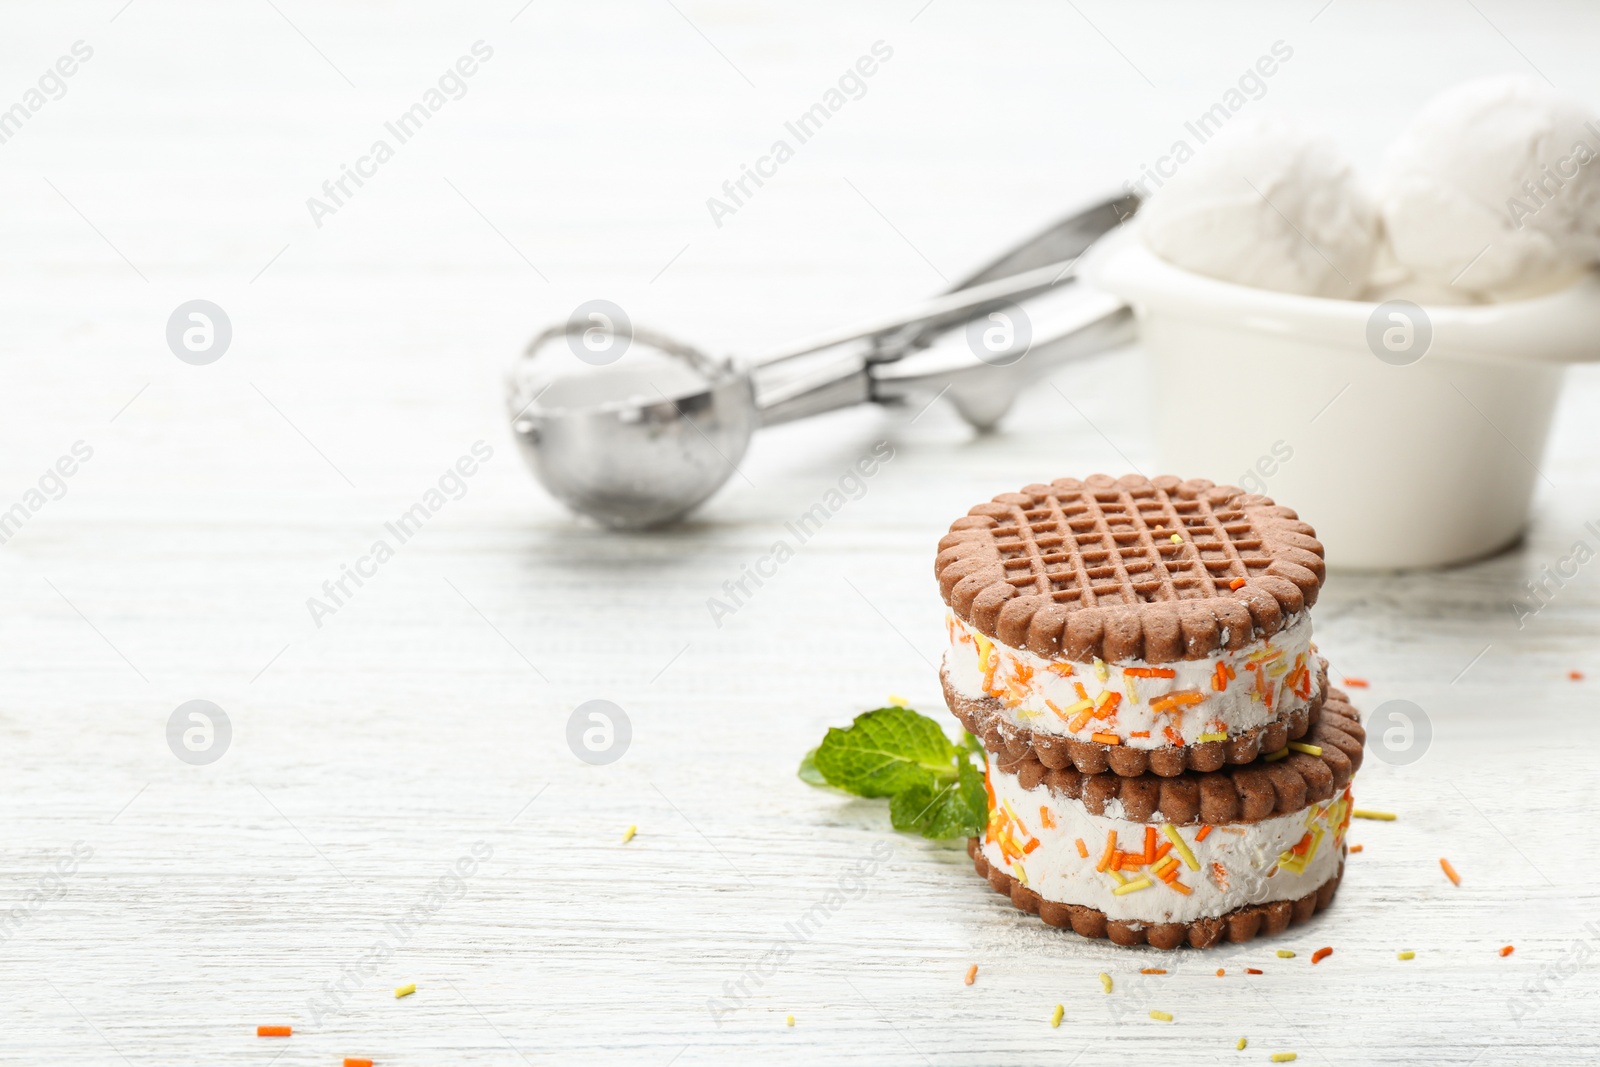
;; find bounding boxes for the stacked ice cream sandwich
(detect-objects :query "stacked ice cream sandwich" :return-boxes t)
[936,475,1365,949]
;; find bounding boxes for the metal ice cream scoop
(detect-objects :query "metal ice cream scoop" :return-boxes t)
[507,194,1139,529]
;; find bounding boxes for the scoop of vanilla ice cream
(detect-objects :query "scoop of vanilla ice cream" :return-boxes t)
[1380,75,1600,300]
[1139,115,1380,298]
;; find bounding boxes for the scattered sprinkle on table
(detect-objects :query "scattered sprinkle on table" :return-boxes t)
[1149,1010,1173,1022]
[887,694,908,707]
[1500,945,1515,957]
[786,1014,795,1027]
[1271,1054,1298,1063]
[1050,1003,1064,1028]
[1353,809,1396,821]
[395,983,416,998]
[1311,947,1333,964]
[621,824,637,844]
[1349,844,1364,853]
[1098,972,1113,994]
[1216,968,1225,977]
[1341,677,1370,688]
[964,964,978,986]
[1570,671,1585,681]
[1276,950,1295,958]
[1246,968,1263,975]
[1397,951,1415,960]
[1440,858,1462,886]
[1237,1037,1248,1050]
[344,1060,374,1067]
[1140,968,1167,975]
[256,1026,291,1038]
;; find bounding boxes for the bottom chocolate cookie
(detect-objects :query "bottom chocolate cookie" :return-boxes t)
[969,837,1344,949]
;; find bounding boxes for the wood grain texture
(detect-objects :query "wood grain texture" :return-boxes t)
[2,1,1600,1063]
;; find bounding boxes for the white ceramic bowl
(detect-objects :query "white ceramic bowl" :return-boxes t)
[1086,227,1600,570]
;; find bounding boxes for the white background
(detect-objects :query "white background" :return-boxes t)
[2,1,1599,1064]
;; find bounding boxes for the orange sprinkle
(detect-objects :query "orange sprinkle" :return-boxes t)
[1311,947,1333,964]
[1140,968,1167,975]
[1075,837,1089,858]
[1145,825,1158,864]
[1094,691,1123,719]
[1229,577,1247,590]
[1168,880,1192,895]
[257,1026,292,1038]
[1129,730,1150,738]
[1349,844,1364,853]
[1500,945,1515,957]
[1153,841,1172,861]
[1246,967,1263,975]
[1097,830,1117,872]
[1048,662,1076,677]
[1074,681,1089,701]
[1022,838,1041,854]
[1290,832,1313,856]
[1195,825,1213,842]
[965,964,978,985]
[1570,670,1585,681]
[1091,732,1121,745]
[1163,726,1184,746]
[1210,861,1229,891]
[1124,667,1177,678]
[1216,968,1226,977]
[1148,690,1205,714]
[1039,806,1057,830]
[1342,677,1370,688]
[1440,858,1462,886]
[345,1061,374,1067]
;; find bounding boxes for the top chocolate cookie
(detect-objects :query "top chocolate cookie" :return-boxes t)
[936,475,1325,664]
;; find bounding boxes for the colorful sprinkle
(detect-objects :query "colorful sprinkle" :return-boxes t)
[1161,824,1200,871]
[1075,837,1089,858]
[1237,1037,1248,1050]
[394,983,416,998]
[1140,968,1167,975]
[786,1014,795,1027]
[1341,677,1370,688]
[1440,858,1462,886]
[1229,577,1247,591]
[1397,951,1415,960]
[1246,968,1263,975]
[1276,950,1295,959]
[1216,968,1225,977]
[1352,810,1396,821]
[1149,1010,1173,1022]
[1500,945,1515,957]
[1195,825,1213,842]
[257,1026,292,1038]
[1112,876,1153,895]
[1271,1055,1297,1063]
[1091,732,1122,745]
[1099,972,1113,994]
[1311,947,1333,964]
[1349,844,1364,853]
[1124,667,1177,679]
[344,1060,374,1067]
[1197,731,1229,743]
[1050,1003,1064,1028]
[1570,670,1584,681]
[621,824,637,844]
[964,964,978,985]
[1169,534,1183,544]
[1286,742,1322,756]
[1263,747,1290,762]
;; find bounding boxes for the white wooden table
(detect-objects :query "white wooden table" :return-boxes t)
[3,1,1600,1063]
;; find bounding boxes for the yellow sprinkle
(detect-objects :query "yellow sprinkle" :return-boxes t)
[395,983,416,998]
[887,694,908,707]
[1170,534,1183,544]
[1271,1055,1298,1063]
[786,1014,795,1027]
[621,824,637,844]
[1161,824,1200,871]
[1050,1003,1064,1028]
[1397,951,1415,960]
[1098,972,1113,994]
[1237,1037,1248,1050]
[1263,747,1290,762]
[1094,658,1109,681]
[1286,742,1322,756]
[1352,809,1396,821]
[1197,731,1228,743]
[1149,1009,1173,1022]
[1112,876,1152,895]
[1276,949,1295,958]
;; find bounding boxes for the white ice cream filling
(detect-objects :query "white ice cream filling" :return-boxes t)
[945,611,1319,750]
[982,755,1350,925]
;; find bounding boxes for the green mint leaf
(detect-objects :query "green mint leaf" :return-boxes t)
[888,759,989,839]
[811,706,956,798]
[797,747,827,787]
[960,730,985,758]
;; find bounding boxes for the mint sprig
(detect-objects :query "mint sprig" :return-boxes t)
[799,706,988,840]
